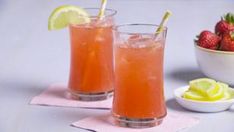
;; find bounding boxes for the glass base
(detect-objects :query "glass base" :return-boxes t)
[68,90,113,101]
[112,113,165,128]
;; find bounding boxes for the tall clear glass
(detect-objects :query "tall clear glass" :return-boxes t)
[112,24,167,128]
[68,8,117,101]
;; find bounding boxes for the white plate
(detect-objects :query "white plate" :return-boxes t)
[174,86,234,113]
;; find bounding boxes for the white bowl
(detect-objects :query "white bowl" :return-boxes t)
[194,43,234,86]
[174,86,234,112]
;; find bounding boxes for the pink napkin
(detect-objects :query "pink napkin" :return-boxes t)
[30,83,112,109]
[72,112,199,132]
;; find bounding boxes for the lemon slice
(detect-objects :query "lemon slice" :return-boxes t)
[183,79,232,101]
[219,82,232,100]
[183,83,225,101]
[48,5,90,30]
[221,92,231,100]
[208,83,225,101]
[183,90,206,101]
[217,82,229,90]
[189,78,218,97]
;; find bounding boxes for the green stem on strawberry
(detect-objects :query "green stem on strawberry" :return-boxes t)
[224,13,234,24]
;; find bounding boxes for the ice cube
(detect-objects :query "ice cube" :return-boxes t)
[127,35,155,48]
[95,35,105,43]
[93,17,114,27]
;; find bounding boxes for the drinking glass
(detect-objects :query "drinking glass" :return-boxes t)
[68,8,117,101]
[112,24,167,128]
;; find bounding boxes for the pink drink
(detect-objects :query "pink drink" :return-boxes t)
[112,24,167,128]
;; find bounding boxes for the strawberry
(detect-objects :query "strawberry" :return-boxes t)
[196,30,221,50]
[220,31,234,51]
[215,13,234,36]
[215,20,234,35]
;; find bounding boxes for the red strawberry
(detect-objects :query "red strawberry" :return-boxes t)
[215,20,234,35]
[215,13,234,35]
[220,31,234,51]
[197,30,221,50]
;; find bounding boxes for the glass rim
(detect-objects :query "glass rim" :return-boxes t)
[82,8,117,18]
[114,23,167,36]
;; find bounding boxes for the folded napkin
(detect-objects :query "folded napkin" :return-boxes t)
[72,112,199,132]
[30,83,112,109]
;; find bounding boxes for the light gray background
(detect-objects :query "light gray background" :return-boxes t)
[0,0,234,132]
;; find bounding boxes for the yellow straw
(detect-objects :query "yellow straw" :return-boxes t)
[155,10,172,34]
[98,0,107,19]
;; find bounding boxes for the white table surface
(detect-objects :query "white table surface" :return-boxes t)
[0,0,234,132]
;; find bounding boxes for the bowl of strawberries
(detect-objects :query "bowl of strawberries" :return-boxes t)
[195,12,234,86]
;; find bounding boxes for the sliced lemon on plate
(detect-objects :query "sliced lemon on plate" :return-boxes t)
[221,91,232,100]
[189,78,219,97]
[48,5,91,30]
[183,78,234,101]
[207,82,225,101]
[184,83,226,101]
[219,83,233,100]
[183,90,207,101]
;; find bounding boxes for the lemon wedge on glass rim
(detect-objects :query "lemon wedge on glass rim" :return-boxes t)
[48,5,91,30]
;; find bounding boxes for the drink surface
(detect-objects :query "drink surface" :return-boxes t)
[113,36,166,119]
[69,20,114,94]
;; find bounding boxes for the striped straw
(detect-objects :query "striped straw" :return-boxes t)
[98,0,107,19]
[155,10,172,35]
